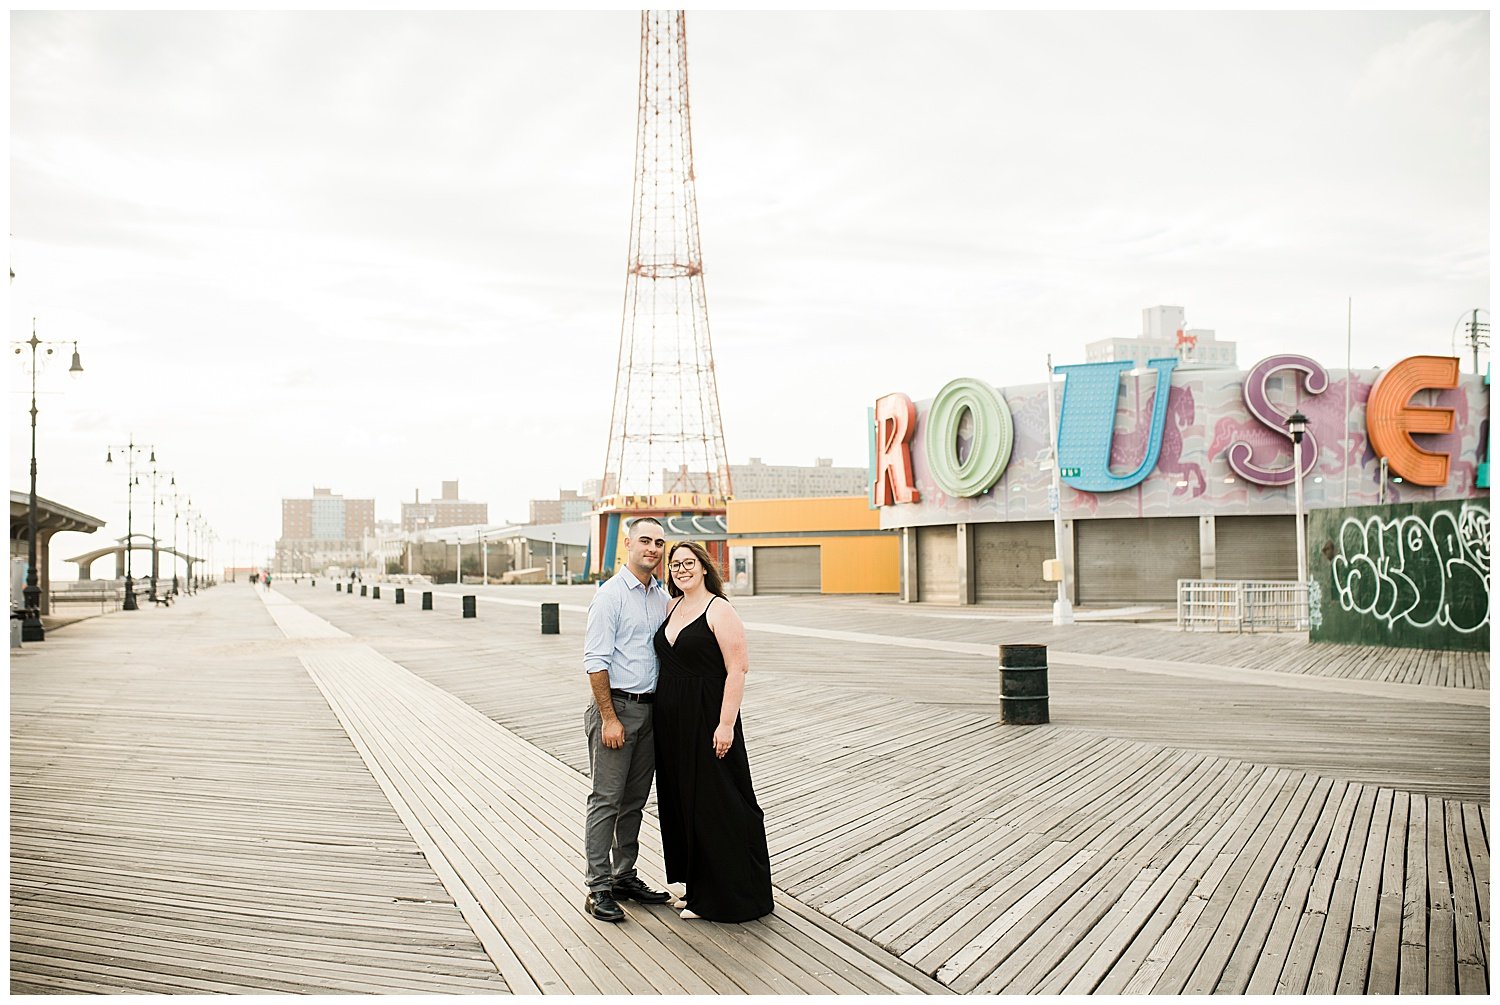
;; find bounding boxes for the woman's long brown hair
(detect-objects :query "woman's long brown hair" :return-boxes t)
[666,541,727,600]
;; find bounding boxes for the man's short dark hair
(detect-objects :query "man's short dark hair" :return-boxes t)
[627,516,664,534]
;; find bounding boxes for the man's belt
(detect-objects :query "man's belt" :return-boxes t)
[611,688,655,704]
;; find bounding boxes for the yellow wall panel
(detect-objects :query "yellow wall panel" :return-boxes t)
[727,496,878,535]
[820,537,900,594]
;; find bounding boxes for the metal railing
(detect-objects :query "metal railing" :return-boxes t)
[1177,579,1308,633]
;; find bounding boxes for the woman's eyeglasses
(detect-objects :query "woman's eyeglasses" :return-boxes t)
[668,559,698,572]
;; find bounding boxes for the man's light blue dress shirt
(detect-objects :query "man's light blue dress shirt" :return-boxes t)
[584,566,670,693]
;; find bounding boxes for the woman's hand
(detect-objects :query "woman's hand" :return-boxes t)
[712,723,734,759]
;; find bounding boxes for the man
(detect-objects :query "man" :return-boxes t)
[582,516,674,922]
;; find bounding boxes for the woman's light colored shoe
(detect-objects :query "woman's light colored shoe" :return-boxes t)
[679,908,702,920]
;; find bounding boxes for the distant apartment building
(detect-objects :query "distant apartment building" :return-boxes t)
[662,458,868,500]
[401,480,488,532]
[276,487,376,574]
[581,475,617,500]
[530,489,593,525]
[1085,306,1237,369]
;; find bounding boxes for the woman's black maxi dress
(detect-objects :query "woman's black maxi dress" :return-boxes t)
[652,597,773,922]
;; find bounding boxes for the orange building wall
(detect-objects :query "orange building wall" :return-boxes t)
[727,496,879,534]
[727,497,898,594]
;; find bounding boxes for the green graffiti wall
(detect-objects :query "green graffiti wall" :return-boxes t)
[1308,498,1490,652]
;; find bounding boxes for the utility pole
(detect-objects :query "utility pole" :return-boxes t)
[1465,308,1488,374]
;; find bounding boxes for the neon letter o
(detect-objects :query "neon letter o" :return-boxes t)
[925,377,1013,497]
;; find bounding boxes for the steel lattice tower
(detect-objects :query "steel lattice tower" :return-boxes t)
[600,10,731,501]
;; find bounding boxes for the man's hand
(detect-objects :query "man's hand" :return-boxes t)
[603,718,626,750]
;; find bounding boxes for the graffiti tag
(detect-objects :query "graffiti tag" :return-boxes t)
[1329,503,1490,634]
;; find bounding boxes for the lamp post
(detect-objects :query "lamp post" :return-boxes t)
[550,532,558,586]
[106,436,154,612]
[11,321,83,640]
[155,472,176,597]
[147,460,165,603]
[1286,411,1309,628]
[197,518,208,590]
[1044,354,1075,626]
[168,477,181,595]
[481,529,488,585]
[183,499,196,593]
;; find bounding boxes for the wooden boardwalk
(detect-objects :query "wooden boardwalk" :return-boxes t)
[9,590,506,994]
[11,582,1489,994]
[260,592,943,994]
[727,593,1490,691]
[292,582,1490,994]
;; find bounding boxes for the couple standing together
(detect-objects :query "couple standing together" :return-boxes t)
[582,516,773,924]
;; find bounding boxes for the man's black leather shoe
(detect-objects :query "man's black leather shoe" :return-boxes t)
[585,891,625,922]
[611,876,672,904]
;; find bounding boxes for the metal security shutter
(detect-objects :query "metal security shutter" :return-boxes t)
[916,525,959,603]
[1076,517,1199,603]
[1215,515,1299,581]
[974,521,1055,602]
[752,545,821,594]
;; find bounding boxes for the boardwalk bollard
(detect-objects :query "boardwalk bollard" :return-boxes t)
[359,584,366,597]
[336,583,342,592]
[372,586,380,600]
[462,595,477,619]
[395,588,405,605]
[541,602,560,635]
[422,591,433,611]
[999,644,1049,725]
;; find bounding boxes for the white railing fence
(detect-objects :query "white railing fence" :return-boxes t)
[1177,579,1308,633]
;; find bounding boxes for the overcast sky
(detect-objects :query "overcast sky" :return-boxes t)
[9,10,1488,576]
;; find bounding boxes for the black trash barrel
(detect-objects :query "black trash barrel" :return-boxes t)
[372,586,380,600]
[336,582,342,592]
[395,588,405,605]
[421,591,433,611]
[541,602,560,635]
[999,643,1049,725]
[462,595,476,619]
[360,584,367,597]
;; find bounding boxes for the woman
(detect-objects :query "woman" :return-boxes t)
[652,541,773,922]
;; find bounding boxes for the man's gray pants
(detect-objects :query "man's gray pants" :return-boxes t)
[584,697,655,893]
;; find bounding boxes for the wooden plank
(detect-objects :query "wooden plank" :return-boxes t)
[1400,793,1429,994]
[1337,786,1394,993]
[1445,799,1487,994]
[1426,796,1459,994]
[1367,790,1410,994]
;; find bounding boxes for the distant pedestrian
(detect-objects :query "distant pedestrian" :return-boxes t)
[264,573,272,592]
